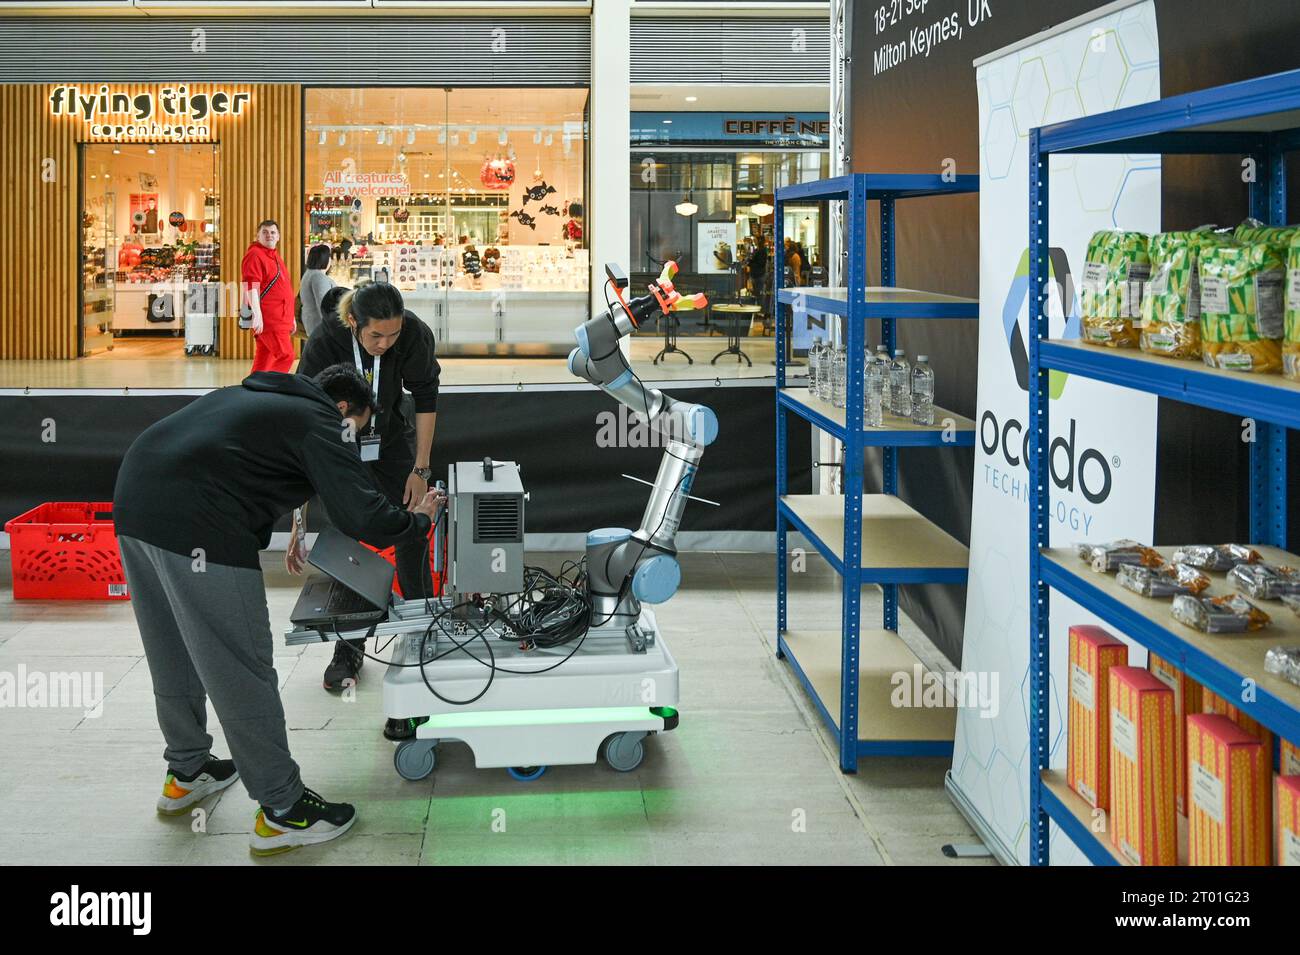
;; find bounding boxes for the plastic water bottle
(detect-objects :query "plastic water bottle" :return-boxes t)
[830,345,847,409]
[874,345,892,414]
[889,350,912,418]
[865,353,884,427]
[816,341,833,403]
[808,337,823,398]
[911,355,934,426]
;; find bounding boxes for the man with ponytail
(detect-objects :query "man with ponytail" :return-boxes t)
[296,281,441,738]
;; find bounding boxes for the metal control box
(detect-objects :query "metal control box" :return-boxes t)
[448,459,525,595]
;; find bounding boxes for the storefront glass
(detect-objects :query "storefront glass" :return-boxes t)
[80,142,221,357]
[629,149,828,339]
[304,87,589,355]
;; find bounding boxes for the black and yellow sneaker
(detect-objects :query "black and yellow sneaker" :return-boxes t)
[323,638,365,692]
[156,756,240,816]
[250,787,357,857]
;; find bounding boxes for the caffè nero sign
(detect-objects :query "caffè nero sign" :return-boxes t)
[48,84,251,141]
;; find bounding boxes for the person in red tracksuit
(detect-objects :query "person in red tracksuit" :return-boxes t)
[242,219,295,373]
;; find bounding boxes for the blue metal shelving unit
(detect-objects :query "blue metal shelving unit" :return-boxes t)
[1028,68,1300,865]
[774,173,979,773]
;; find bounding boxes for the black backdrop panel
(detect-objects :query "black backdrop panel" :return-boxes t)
[0,388,810,538]
[849,0,1300,663]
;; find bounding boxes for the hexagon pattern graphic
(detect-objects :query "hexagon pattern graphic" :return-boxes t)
[961,3,1160,867]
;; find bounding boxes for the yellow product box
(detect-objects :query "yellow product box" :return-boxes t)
[1109,666,1177,865]
[1067,625,1129,809]
[1278,776,1300,866]
[1187,714,1270,865]
[1203,688,1274,755]
[1147,653,1203,815]
[1282,738,1300,777]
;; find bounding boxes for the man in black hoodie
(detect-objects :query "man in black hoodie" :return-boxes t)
[113,364,442,857]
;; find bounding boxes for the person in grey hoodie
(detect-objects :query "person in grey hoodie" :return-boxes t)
[298,243,336,337]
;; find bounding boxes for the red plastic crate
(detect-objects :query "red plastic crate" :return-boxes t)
[5,502,129,600]
[362,525,446,600]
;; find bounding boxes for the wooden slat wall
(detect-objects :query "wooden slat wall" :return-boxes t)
[0,83,302,361]
[218,85,302,362]
[1,85,79,359]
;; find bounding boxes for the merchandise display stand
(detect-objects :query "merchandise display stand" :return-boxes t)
[774,173,979,772]
[1027,68,1300,866]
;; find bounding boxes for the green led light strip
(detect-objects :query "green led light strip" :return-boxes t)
[423,706,663,730]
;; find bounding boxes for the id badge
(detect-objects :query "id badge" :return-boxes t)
[360,433,381,462]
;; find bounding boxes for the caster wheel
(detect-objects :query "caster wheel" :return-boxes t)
[604,732,645,773]
[394,739,437,781]
[506,766,547,781]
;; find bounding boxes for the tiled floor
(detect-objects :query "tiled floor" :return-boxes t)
[0,336,783,391]
[0,550,992,866]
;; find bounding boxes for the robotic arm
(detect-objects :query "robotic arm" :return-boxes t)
[568,262,718,633]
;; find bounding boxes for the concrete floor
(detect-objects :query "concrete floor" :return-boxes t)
[0,549,992,866]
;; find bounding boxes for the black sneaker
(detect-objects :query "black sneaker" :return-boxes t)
[156,755,240,816]
[323,639,364,692]
[383,716,430,741]
[250,787,357,856]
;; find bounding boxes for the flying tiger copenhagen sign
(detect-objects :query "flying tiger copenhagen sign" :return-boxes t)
[47,84,252,142]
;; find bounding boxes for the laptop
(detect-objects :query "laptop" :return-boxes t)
[290,529,395,630]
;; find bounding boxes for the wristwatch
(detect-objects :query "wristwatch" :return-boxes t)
[412,466,433,482]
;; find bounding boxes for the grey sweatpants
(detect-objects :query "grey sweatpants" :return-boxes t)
[118,535,304,809]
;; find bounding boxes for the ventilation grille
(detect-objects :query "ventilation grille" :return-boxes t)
[630,17,829,85]
[0,17,591,84]
[474,495,522,544]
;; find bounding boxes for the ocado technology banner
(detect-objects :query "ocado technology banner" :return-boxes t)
[949,0,1161,865]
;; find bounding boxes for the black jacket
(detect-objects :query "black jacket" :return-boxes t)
[113,372,432,570]
[297,308,440,450]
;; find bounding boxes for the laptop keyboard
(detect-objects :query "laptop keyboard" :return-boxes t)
[328,585,378,615]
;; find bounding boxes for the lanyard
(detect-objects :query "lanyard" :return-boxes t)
[351,333,380,432]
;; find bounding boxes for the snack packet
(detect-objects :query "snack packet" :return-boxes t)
[1229,563,1300,599]
[1199,240,1288,373]
[1140,229,1235,360]
[1081,230,1150,347]
[1264,646,1300,688]
[1171,593,1270,632]
[1076,539,1162,573]
[1285,232,1300,381]
[1170,544,1261,572]
[1117,562,1211,597]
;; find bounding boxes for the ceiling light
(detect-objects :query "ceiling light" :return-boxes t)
[146,147,156,155]
[468,129,477,145]
[685,95,698,103]
[662,119,672,125]
[750,202,774,217]
[319,129,327,145]
[499,129,508,146]
[90,174,96,179]
[424,172,430,178]
[339,132,346,146]
[675,196,698,217]
[408,129,416,145]
[112,147,121,155]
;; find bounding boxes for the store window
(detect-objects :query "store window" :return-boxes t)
[80,143,220,357]
[304,87,589,354]
[629,149,828,338]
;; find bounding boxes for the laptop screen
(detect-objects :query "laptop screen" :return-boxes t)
[306,529,397,610]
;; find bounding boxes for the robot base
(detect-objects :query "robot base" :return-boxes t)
[382,605,679,781]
